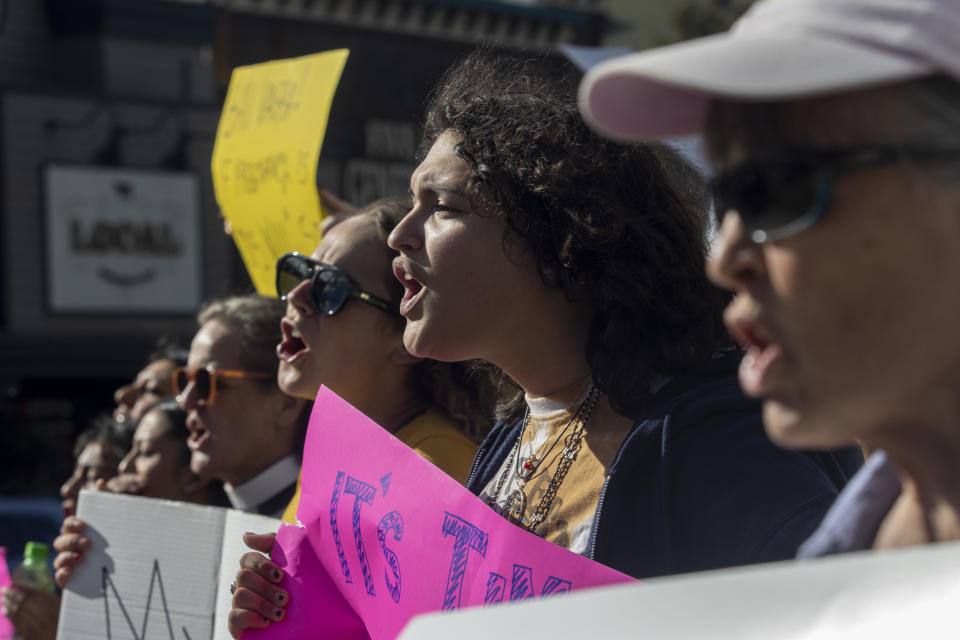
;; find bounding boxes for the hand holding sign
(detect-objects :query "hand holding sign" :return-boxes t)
[211,50,349,295]
[245,388,633,640]
[228,533,287,638]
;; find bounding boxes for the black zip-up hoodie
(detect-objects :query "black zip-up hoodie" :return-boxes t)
[465,352,861,580]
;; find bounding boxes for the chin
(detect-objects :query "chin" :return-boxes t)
[277,364,301,394]
[189,451,213,477]
[279,367,320,400]
[401,320,430,357]
[762,399,854,451]
[402,323,469,363]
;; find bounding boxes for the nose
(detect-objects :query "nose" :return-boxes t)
[114,382,138,411]
[286,279,315,317]
[706,210,767,292]
[386,204,423,253]
[177,377,200,410]
[61,470,82,500]
[118,449,136,474]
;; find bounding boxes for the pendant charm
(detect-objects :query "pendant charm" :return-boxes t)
[518,454,539,479]
[503,489,527,523]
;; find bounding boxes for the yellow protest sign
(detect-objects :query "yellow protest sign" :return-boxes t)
[212,49,349,295]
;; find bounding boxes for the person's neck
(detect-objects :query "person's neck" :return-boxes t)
[869,397,960,544]
[484,286,594,398]
[525,375,593,416]
[334,371,426,434]
[489,296,593,400]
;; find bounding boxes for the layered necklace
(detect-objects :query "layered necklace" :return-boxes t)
[489,383,603,536]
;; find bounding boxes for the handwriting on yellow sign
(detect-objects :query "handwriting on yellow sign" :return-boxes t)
[212,49,349,295]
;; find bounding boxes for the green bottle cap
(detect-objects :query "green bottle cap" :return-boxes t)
[24,542,49,564]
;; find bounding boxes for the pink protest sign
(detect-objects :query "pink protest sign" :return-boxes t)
[251,387,634,640]
[0,547,15,640]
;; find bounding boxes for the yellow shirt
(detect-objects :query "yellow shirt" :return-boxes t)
[393,407,478,485]
[281,407,477,523]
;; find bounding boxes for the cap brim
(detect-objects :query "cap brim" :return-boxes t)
[579,32,933,142]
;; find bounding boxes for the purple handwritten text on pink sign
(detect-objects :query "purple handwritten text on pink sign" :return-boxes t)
[249,387,633,640]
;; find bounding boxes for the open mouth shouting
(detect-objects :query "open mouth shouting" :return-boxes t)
[392,258,426,317]
[186,414,211,452]
[725,310,785,399]
[277,318,310,365]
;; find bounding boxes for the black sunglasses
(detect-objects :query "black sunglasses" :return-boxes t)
[710,145,960,243]
[275,252,399,317]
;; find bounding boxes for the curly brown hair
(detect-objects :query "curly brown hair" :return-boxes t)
[360,197,499,440]
[421,50,732,420]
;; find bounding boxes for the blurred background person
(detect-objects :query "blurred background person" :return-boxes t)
[104,398,224,505]
[2,418,130,640]
[58,418,131,520]
[54,295,307,592]
[52,400,227,588]
[580,0,960,555]
[112,338,189,427]
[177,294,308,519]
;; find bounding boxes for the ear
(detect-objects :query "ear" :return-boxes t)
[391,343,422,366]
[273,392,308,431]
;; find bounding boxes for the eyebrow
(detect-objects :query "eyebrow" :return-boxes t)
[410,182,467,200]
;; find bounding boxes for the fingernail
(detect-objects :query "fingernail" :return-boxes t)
[274,609,284,620]
[272,569,281,581]
[276,592,285,603]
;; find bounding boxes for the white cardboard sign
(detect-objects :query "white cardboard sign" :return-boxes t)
[399,541,960,639]
[56,491,280,640]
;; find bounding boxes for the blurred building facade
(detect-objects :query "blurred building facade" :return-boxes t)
[0,0,607,494]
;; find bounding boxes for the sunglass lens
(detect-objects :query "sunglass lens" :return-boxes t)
[315,269,350,315]
[277,269,301,300]
[174,369,188,395]
[277,256,310,300]
[715,164,820,237]
[195,369,211,402]
[766,169,822,228]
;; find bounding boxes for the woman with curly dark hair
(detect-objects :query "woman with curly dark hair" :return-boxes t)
[385,50,859,578]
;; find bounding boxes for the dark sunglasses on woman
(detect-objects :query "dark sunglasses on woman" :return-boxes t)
[710,144,960,243]
[275,252,399,317]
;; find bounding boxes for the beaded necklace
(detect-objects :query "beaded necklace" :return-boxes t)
[489,384,602,536]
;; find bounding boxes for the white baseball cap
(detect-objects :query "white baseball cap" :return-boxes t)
[579,0,960,142]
